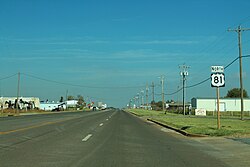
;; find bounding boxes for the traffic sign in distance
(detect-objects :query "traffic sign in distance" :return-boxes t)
[211,73,225,87]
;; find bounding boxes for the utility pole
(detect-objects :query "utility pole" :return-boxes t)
[133,97,136,108]
[65,89,68,110]
[129,99,133,109]
[137,93,140,108]
[179,64,190,115]
[146,84,149,110]
[141,90,144,107]
[16,72,20,115]
[228,26,250,120]
[160,75,165,113]
[151,82,155,103]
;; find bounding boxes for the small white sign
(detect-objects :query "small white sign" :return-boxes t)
[211,66,224,73]
[211,73,225,87]
[195,108,206,116]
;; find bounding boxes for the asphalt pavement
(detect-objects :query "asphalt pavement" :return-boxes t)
[0,109,233,167]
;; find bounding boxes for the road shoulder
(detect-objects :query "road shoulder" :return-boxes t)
[125,110,250,167]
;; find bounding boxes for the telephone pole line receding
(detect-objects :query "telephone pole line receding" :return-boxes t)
[159,75,166,114]
[228,26,250,120]
[16,72,20,115]
[146,84,149,110]
[141,90,144,107]
[179,64,190,115]
[151,82,155,103]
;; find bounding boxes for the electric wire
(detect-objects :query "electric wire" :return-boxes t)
[22,73,144,89]
[163,55,249,96]
[0,73,17,81]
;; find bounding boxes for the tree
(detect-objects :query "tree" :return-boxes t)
[151,101,163,111]
[225,88,249,98]
[77,95,84,106]
[59,96,64,102]
[67,95,75,100]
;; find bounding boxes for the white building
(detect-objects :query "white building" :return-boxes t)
[40,101,66,111]
[191,97,250,112]
[66,100,78,108]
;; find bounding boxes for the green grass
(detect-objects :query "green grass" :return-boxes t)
[126,109,250,137]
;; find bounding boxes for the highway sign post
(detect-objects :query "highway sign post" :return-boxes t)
[211,66,225,129]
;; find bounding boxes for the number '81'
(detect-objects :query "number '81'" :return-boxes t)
[211,73,225,87]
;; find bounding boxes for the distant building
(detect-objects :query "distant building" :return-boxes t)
[40,101,66,111]
[97,101,108,110]
[166,102,191,111]
[191,97,250,112]
[66,100,78,108]
[0,97,40,110]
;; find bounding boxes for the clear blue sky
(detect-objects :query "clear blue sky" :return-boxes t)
[1,0,250,107]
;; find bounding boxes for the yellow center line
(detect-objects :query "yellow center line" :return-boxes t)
[0,117,77,135]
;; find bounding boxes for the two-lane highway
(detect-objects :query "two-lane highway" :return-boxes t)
[0,109,228,167]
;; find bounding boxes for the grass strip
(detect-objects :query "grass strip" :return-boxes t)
[126,109,250,137]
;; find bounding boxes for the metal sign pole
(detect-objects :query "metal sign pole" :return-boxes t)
[216,87,220,129]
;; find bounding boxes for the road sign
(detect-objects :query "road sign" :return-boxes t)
[210,66,224,130]
[211,73,225,87]
[211,66,224,73]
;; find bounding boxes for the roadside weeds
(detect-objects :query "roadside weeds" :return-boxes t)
[126,109,250,138]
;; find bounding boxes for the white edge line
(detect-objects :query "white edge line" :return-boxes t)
[82,134,92,142]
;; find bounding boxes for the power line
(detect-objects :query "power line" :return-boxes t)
[164,55,248,96]
[186,56,239,88]
[185,78,210,89]
[0,73,17,81]
[22,73,144,89]
[224,57,239,69]
[164,88,183,96]
[242,55,250,58]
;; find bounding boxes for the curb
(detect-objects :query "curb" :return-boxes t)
[147,118,208,137]
[125,110,207,137]
[127,111,142,117]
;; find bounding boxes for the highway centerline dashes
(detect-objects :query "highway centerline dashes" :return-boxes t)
[82,134,93,142]
[81,112,116,142]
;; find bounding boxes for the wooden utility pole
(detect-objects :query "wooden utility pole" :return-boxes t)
[140,90,144,107]
[160,75,165,113]
[179,64,190,115]
[146,84,149,110]
[228,26,250,120]
[151,82,155,103]
[16,72,20,115]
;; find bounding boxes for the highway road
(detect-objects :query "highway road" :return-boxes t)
[0,109,228,167]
